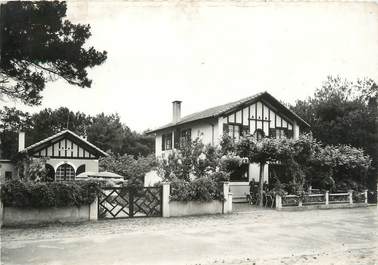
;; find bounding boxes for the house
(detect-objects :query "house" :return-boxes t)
[0,130,109,183]
[148,91,310,200]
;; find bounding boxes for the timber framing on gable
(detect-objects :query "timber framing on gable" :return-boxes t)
[223,97,295,138]
[19,130,108,159]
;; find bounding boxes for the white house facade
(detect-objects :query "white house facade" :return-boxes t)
[0,130,108,183]
[149,91,310,201]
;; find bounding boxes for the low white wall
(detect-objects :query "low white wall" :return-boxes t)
[162,182,232,217]
[169,200,224,217]
[3,206,89,226]
[1,199,98,226]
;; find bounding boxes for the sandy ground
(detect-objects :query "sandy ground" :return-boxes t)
[1,205,377,265]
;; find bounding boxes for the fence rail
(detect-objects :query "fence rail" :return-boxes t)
[276,190,368,209]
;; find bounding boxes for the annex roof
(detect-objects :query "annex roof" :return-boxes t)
[148,91,310,133]
[19,129,109,157]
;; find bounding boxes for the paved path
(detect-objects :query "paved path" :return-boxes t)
[1,206,378,265]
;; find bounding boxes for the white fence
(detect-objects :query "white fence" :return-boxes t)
[276,190,368,209]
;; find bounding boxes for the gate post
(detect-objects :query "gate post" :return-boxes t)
[364,190,368,204]
[348,190,353,204]
[275,194,282,209]
[325,191,329,206]
[162,182,170,217]
[222,182,231,214]
[89,197,98,221]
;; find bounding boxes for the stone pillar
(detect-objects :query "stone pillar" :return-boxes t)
[275,194,282,209]
[298,198,303,207]
[223,182,229,201]
[162,182,170,217]
[348,190,353,204]
[325,191,329,205]
[228,193,233,213]
[222,182,232,214]
[364,190,368,204]
[89,197,98,221]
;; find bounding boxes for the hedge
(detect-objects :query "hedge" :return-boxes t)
[0,180,99,208]
[169,177,224,202]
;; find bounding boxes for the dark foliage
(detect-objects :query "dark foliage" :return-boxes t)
[1,180,99,208]
[0,106,155,159]
[290,76,378,194]
[0,1,107,105]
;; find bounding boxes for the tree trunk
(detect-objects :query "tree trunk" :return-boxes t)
[259,163,265,207]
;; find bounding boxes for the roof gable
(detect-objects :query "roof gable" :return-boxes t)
[20,130,109,158]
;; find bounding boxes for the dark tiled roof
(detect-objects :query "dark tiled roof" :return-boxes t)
[149,91,310,133]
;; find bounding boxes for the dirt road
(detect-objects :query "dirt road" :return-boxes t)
[1,206,377,265]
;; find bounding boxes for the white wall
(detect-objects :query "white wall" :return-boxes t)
[248,163,268,183]
[155,119,218,157]
[190,120,216,145]
[44,158,99,174]
[155,134,163,157]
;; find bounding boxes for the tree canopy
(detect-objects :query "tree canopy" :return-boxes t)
[291,76,378,190]
[0,106,154,159]
[0,1,107,105]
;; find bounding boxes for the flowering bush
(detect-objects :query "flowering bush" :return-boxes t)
[158,138,235,201]
[170,177,223,202]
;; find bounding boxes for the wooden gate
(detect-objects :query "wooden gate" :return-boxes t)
[98,187,162,219]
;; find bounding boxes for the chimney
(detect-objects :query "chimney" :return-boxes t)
[172,100,182,123]
[18,131,25,152]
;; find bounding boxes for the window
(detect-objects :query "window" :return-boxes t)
[228,124,240,139]
[45,164,55,182]
[5,171,12,181]
[275,128,287,139]
[179,129,191,148]
[224,124,249,140]
[162,133,172,151]
[181,129,191,143]
[55,163,75,181]
[76,164,86,176]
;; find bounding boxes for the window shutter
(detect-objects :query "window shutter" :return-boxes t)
[269,128,276,138]
[174,129,180,149]
[162,134,165,151]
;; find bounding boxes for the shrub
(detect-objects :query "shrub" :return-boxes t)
[170,177,223,202]
[1,180,99,208]
[29,183,56,208]
[99,153,157,189]
[1,180,32,207]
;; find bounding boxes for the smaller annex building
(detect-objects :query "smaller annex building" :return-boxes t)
[0,130,109,183]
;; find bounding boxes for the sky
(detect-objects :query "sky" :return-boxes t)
[3,1,378,132]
